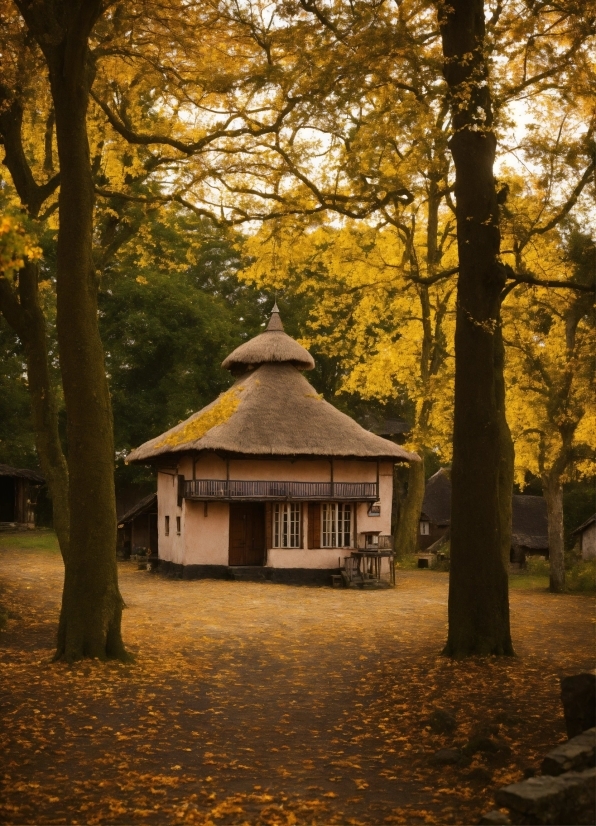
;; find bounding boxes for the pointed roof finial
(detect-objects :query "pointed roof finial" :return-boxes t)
[266,300,284,332]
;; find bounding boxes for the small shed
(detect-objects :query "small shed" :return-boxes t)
[0,464,44,529]
[510,495,549,562]
[572,514,596,561]
[117,493,158,559]
[418,468,451,549]
[418,468,549,561]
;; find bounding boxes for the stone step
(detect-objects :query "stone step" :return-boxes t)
[541,727,596,777]
[495,766,595,825]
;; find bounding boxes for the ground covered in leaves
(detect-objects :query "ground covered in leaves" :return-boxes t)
[1,536,594,825]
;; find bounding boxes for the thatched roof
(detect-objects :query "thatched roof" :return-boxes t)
[372,419,411,437]
[0,464,44,484]
[420,468,549,548]
[222,303,315,373]
[420,468,451,526]
[128,362,419,464]
[127,306,419,465]
[118,493,157,525]
[512,495,548,550]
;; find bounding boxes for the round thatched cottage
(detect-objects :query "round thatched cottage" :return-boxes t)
[127,305,420,582]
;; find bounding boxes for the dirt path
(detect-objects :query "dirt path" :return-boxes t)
[0,546,594,825]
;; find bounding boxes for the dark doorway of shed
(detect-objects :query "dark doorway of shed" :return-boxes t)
[229,503,265,566]
[0,477,16,522]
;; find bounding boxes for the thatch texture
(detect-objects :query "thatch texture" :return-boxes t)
[118,493,157,524]
[421,467,549,549]
[0,464,44,483]
[222,306,314,372]
[127,363,419,464]
[421,468,451,526]
[512,495,548,550]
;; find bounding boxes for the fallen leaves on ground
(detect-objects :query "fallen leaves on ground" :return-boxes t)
[0,544,594,825]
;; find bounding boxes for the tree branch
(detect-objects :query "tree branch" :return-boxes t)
[527,157,596,239]
[506,273,595,293]
[0,92,60,217]
[407,266,459,285]
[91,91,300,156]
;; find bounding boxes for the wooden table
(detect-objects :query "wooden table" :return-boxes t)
[350,550,395,586]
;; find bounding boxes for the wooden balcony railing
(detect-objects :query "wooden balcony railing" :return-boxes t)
[184,479,378,501]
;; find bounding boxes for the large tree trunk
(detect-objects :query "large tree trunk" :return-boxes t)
[394,457,425,557]
[0,264,70,558]
[18,264,71,558]
[21,1,127,661]
[543,476,565,593]
[439,0,514,657]
[495,322,514,568]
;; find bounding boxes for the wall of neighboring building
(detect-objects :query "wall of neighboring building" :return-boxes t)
[418,520,449,551]
[581,523,596,560]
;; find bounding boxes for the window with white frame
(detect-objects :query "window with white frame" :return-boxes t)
[273,503,301,548]
[419,520,430,535]
[322,503,352,548]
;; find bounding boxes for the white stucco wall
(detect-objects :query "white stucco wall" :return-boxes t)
[158,454,396,569]
[581,523,596,560]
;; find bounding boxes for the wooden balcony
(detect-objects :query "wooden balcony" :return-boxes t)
[184,479,379,502]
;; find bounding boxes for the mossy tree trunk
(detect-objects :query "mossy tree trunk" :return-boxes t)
[495,322,515,569]
[543,477,565,593]
[0,263,70,559]
[439,0,514,657]
[394,457,425,557]
[18,0,127,661]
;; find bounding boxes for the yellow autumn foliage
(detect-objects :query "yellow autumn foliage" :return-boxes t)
[155,387,243,449]
[242,218,456,460]
[503,229,595,487]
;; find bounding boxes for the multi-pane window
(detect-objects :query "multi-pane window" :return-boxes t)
[419,521,430,536]
[273,503,301,548]
[321,503,352,548]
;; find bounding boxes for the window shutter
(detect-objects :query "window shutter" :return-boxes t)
[265,502,272,549]
[308,503,321,549]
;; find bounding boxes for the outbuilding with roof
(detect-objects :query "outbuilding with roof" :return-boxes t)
[418,467,549,562]
[572,514,596,561]
[0,464,45,529]
[127,305,420,583]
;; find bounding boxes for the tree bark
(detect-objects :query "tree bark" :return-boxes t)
[543,476,565,593]
[495,321,514,568]
[438,0,514,656]
[0,265,70,558]
[394,456,425,557]
[17,0,127,661]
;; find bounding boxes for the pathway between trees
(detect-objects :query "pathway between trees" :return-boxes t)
[0,543,593,825]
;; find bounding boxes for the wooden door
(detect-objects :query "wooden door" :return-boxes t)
[229,503,265,566]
